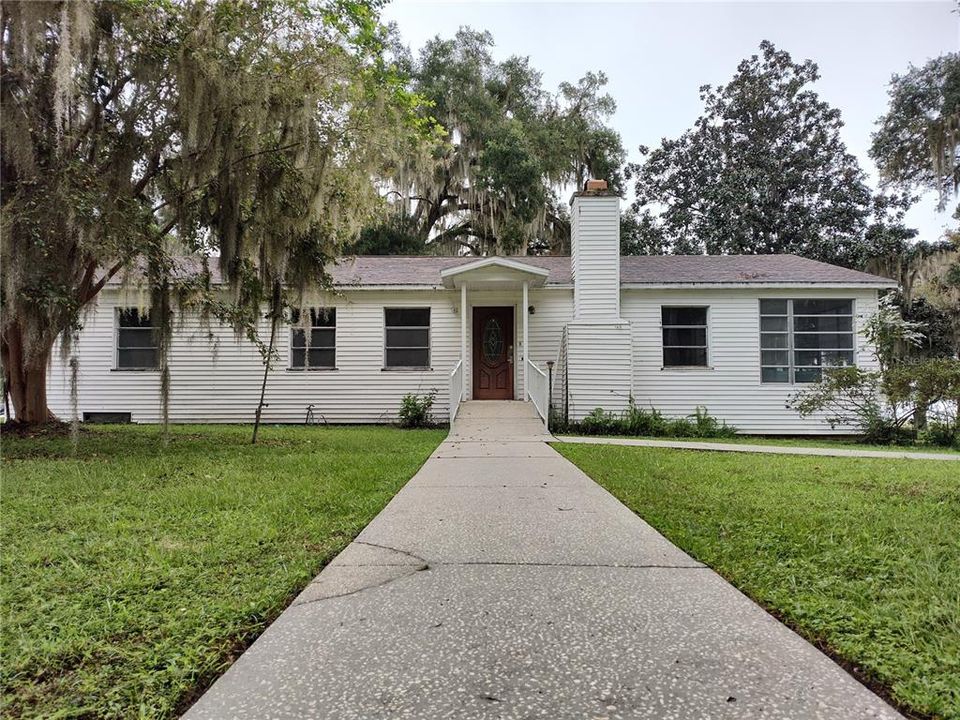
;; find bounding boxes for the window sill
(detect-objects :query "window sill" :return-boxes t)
[286,367,339,372]
[660,366,714,371]
[111,368,159,372]
[381,367,433,372]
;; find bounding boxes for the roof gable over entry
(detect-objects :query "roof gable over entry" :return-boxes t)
[439,257,550,290]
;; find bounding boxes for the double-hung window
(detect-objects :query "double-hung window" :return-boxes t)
[760,299,855,383]
[116,308,159,369]
[384,308,430,369]
[661,306,709,367]
[290,308,336,369]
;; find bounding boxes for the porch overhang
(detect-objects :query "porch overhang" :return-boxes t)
[440,257,550,290]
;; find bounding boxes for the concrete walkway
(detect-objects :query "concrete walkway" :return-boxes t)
[555,434,960,461]
[186,401,901,719]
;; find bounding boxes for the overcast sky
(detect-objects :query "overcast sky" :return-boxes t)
[382,1,958,243]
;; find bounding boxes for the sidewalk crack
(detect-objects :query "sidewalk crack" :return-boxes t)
[292,566,427,607]
[288,555,706,608]
[353,540,430,566]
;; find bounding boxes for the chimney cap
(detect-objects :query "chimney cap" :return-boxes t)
[571,178,618,204]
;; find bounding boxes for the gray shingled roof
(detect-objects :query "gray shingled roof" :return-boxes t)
[328,254,895,287]
[111,254,896,287]
[617,255,896,286]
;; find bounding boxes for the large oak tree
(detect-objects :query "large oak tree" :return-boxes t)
[868,52,960,359]
[870,52,960,216]
[374,28,625,256]
[1,0,429,423]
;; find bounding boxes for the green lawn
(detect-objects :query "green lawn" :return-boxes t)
[700,435,960,454]
[2,424,445,719]
[554,443,960,720]
[557,432,960,455]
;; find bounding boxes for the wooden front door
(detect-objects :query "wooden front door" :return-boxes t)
[472,306,514,400]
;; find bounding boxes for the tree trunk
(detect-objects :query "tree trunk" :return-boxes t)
[1,321,56,423]
[913,404,928,432]
[252,297,280,445]
[251,318,276,445]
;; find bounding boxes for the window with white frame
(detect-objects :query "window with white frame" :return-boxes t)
[661,306,709,367]
[384,308,430,368]
[117,308,159,369]
[760,299,855,383]
[289,308,336,369]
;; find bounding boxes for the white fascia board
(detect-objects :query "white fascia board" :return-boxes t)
[333,284,443,291]
[619,282,897,290]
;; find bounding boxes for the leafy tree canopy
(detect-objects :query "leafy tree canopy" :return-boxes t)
[870,52,960,215]
[1,0,432,423]
[619,209,668,256]
[374,28,625,256]
[866,231,960,359]
[626,41,874,267]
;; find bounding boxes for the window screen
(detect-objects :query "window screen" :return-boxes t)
[385,308,430,368]
[760,299,855,383]
[661,306,708,367]
[290,308,336,369]
[117,308,158,369]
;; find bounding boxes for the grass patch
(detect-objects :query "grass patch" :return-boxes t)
[554,443,960,720]
[2,423,445,719]
[557,432,960,455]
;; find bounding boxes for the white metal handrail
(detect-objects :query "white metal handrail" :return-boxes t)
[526,358,548,427]
[449,359,464,424]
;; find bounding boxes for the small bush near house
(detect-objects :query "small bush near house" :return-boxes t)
[918,421,960,448]
[689,405,736,437]
[572,400,737,439]
[398,391,436,428]
[789,359,960,447]
[623,401,667,435]
[579,408,619,435]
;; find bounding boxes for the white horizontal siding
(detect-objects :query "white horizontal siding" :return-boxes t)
[47,283,882,433]
[571,196,620,320]
[622,288,881,434]
[527,289,574,375]
[567,322,633,418]
[48,287,576,424]
[48,290,460,424]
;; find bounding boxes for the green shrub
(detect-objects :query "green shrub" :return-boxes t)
[580,407,619,435]
[789,359,960,445]
[569,402,737,439]
[623,399,666,435]
[689,405,738,438]
[918,422,959,448]
[862,416,913,446]
[665,417,696,437]
[549,407,570,434]
[398,391,435,428]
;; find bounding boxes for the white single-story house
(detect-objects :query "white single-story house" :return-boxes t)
[47,184,897,433]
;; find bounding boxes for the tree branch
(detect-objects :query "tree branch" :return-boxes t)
[68,72,135,156]
[81,260,125,305]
